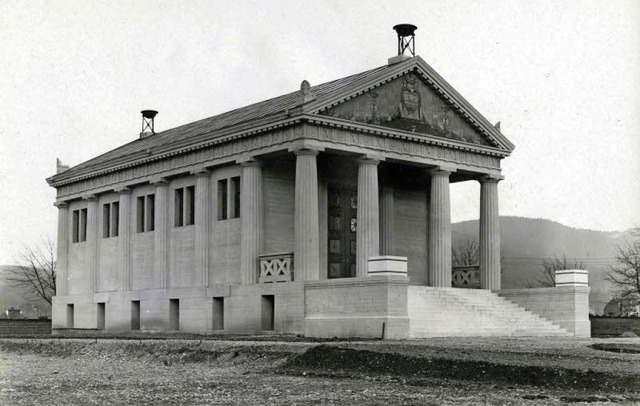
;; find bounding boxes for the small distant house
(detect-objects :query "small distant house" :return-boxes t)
[604,298,640,317]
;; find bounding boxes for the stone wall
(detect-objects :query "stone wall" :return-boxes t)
[0,319,51,337]
[590,317,640,337]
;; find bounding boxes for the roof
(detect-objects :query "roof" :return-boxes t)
[48,56,514,187]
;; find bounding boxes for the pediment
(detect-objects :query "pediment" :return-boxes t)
[319,72,491,146]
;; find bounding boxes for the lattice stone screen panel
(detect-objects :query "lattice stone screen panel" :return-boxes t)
[452,266,480,288]
[259,252,294,283]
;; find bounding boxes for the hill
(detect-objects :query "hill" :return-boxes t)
[452,216,631,314]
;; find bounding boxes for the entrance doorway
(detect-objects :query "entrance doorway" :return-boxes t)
[327,186,357,278]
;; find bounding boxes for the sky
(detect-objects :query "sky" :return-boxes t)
[0,0,638,265]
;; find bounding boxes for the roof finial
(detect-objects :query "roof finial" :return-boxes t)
[494,121,501,131]
[56,158,69,174]
[299,80,315,104]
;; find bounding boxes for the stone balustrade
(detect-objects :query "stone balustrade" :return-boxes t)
[259,252,294,283]
[452,266,480,289]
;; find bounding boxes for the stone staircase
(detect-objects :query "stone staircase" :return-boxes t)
[407,287,572,338]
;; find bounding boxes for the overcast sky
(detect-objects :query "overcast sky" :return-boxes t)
[0,0,638,265]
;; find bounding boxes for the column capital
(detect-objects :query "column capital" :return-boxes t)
[479,174,504,183]
[240,159,262,168]
[82,194,97,202]
[293,149,319,157]
[357,157,380,166]
[150,177,169,186]
[190,167,211,177]
[429,167,454,176]
[53,200,69,208]
[115,186,132,194]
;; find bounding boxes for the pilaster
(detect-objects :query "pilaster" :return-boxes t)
[152,178,169,289]
[194,169,211,286]
[380,185,395,255]
[54,201,69,296]
[479,176,501,290]
[83,195,99,293]
[240,161,263,284]
[428,169,452,287]
[294,149,320,281]
[356,158,380,277]
[116,187,131,291]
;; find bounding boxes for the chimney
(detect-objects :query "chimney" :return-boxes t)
[388,24,417,65]
[140,110,158,139]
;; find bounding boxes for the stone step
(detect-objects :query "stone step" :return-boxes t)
[407,287,570,338]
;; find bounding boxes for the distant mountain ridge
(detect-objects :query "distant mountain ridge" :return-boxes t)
[453,216,631,314]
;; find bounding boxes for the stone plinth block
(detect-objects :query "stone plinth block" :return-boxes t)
[555,270,588,287]
[367,256,408,277]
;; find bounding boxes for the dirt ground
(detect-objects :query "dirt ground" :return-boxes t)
[1,337,639,405]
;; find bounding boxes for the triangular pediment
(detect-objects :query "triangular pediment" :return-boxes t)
[310,57,514,152]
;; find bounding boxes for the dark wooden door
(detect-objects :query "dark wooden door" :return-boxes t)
[328,186,357,278]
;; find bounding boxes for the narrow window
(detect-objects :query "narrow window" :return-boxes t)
[111,202,119,237]
[212,297,224,330]
[217,179,228,220]
[80,208,87,242]
[67,304,74,328]
[146,194,155,231]
[174,188,184,227]
[261,295,275,331]
[97,302,105,329]
[131,300,140,330]
[230,176,241,219]
[169,299,180,330]
[137,196,145,233]
[72,210,79,243]
[103,204,111,238]
[186,186,195,226]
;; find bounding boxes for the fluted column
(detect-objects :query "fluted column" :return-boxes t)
[380,185,395,255]
[479,176,501,290]
[356,158,380,277]
[294,149,320,281]
[428,169,452,287]
[194,170,211,286]
[153,179,169,289]
[54,201,69,296]
[240,161,263,284]
[117,187,131,291]
[84,195,98,293]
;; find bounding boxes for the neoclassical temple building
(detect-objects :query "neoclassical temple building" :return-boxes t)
[48,27,590,337]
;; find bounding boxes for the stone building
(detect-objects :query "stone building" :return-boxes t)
[48,27,590,337]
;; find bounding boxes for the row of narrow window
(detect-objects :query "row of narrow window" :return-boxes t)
[71,177,240,243]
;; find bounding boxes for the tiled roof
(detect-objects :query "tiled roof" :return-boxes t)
[49,64,390,184]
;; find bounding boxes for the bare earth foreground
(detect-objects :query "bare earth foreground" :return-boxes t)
[1,336,640,405]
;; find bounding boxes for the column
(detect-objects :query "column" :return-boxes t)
[380,185,395,255]
[194,169,211,286]
[428,169,452,287]
[479,176,501,290]
[84,195,99,293]
[54,201,69,296]
[294,149,320,281]
[116,187,131,291]
[240,161,263,284]
[356,158,380,277]
[153,179,169,289]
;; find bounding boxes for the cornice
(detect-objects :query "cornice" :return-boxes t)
[301,114,510,158]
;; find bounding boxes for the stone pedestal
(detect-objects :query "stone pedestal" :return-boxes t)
[240,161,263,284]
[153,179,169,289]
[294,149,320,281]
[194,170,211,286]
[117,188,131,291]
[479,177,501,290]
[356,158,380,277]
[84,195,98,293]
[54,201,69,296]
[428,169,452,287]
